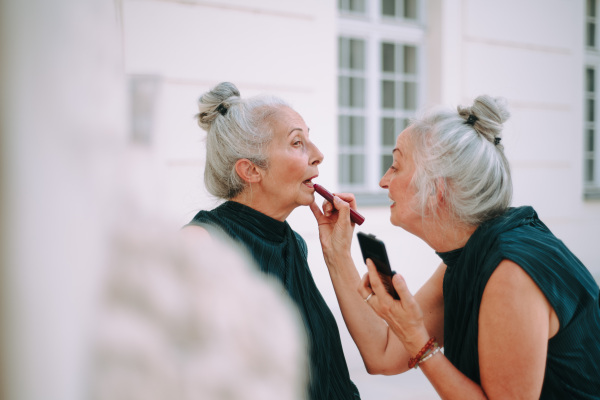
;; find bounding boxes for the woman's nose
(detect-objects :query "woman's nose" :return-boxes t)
[310,142,324,165]
[379,171,389,189]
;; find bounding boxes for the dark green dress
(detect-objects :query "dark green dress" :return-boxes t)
[189,201,360,400]
[439,206,600,399]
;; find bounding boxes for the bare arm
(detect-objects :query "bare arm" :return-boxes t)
[310,195,444,374]
[363,258,556,399]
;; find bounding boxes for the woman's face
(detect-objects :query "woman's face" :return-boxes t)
[261,106,324,216]
[379,128,421,233]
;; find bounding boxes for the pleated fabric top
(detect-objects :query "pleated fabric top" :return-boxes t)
[189,201,360,400]
[439,206,600,399]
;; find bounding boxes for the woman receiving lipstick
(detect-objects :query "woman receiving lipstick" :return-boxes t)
[182,82,361,400]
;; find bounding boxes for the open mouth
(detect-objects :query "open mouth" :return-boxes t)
[303,176,317,188]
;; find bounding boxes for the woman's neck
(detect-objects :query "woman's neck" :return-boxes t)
[418,214,478,253]
[230,192,293,222]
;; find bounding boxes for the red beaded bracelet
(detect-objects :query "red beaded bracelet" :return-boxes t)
[408,337,437,369]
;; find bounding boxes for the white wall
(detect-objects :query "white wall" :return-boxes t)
[2,1,597,399]
[121,0,338,224]
[116,1,600,398]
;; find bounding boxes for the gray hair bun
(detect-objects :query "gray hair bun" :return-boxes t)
[195,82,289,199]
[458,95,510,149]
[196,82,240,131]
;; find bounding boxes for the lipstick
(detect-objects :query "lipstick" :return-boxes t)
[313,183,365,225]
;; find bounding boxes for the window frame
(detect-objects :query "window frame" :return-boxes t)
[585,0,600,199]
[337,0,426,204]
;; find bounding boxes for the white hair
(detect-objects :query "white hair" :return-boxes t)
[408,95,512,226]
[196,82,290,199]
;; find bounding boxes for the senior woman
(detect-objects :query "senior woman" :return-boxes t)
[181,82,360,400]
[310,95,600,399]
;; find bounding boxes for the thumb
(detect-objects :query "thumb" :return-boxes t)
[332,195,351,222]
[392,273,411,301]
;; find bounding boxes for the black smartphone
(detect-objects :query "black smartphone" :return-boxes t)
[357,232,399,300]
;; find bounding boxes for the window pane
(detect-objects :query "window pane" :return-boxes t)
[339,154,365,184]
[382,42,395,72]
[350,39,365,70]
[339,154,350,184]
[381,154,393,177]
[404,81,417,110]
[339,38,347,69]
[403,118,411,129]
[588,0,596,17]
[339,116,365,145]
[382,118,396,145]
[585,158,595,182]
[382,0,396,16]
[339,76,349,106]
[349,154,365,184]
[339,115,350,144]
[404,45,417,74]
[382,80,395,108]
[588,98,595,122]
[587,129,595,152]
[350,116,365,145]
[587,67,596,92]
[349,0,366,13]
[350,77,365,107]
[404,0,418,19]
[588,22,596,47]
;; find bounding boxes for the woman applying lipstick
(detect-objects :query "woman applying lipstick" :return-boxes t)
[182,82,360,400]
[312,95,600,399]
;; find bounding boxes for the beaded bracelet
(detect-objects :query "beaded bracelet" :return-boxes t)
[417,346,441,367]
[408,337,436,369]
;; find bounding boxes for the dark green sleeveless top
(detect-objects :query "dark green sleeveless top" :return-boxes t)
[439,206,600,399]
[189,201,360,400]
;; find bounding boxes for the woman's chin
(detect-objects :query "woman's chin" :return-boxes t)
[297,193,316,207]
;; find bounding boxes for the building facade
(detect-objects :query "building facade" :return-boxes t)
[117,1,600,397]
[2,1,599,400]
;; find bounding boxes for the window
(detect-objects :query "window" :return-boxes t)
[381,0,418,20]
[585,0,600,198]
[339,0,366,15]
[337,0,424,202]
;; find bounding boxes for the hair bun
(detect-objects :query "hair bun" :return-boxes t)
[458,95,510,145]
[196,82,241,130]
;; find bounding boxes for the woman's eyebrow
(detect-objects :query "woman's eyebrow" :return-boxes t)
[288,127,309,136]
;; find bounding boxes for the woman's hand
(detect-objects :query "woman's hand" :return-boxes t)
[358,259,431,355]
[309,193,357,260]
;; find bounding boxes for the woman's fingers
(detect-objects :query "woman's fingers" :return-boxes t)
[332,192,358,210]
[309,201,324,221]
[322,199,334,218]
[358,271,373,299]
[332,195,351,224]
[365,258,389,299]
[392,274,410,301]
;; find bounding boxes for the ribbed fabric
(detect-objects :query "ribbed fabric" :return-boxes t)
[439,206,600,399]
[189,201,360,400]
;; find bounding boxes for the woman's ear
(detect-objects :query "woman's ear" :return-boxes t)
[433,177,447,206]
[235,159,263,183]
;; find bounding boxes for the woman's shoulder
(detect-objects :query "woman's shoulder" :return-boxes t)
[292,230,308,256]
